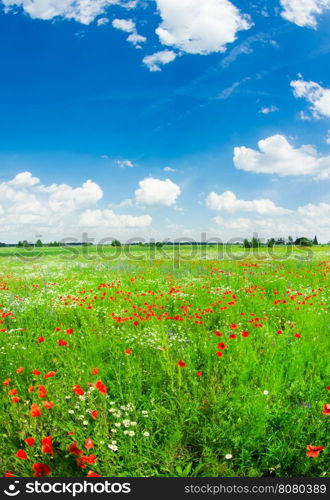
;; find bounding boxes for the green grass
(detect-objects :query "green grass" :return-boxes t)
[0,246,329,477]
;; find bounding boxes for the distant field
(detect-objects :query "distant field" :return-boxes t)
[0,246,329,477]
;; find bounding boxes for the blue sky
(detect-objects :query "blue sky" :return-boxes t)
[0,0,330,243]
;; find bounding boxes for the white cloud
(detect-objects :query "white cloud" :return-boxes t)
[164,166,175,172]
[116,159,134,168]
[291,78,330,118]
[155,0,252,55]
[143,50,177,72]
[2,0,122,24]
[8,171,40,187]
[79,209,152,228]
[135,177,181,206]
[259,105,279,114]
[280,0,330,28]
[112,18,146,46]
[206,190,292,215]
[112,18,135,32]
[47,180,103,215]
[233,134,330,178]
[97,17,109,26]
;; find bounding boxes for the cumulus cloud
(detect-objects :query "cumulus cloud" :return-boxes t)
[206,190,292,215]
[135,177,181,206]
[142,50,177,72]
[291,78,330,118]
[79,209,152,228]
[112,17,146,45]
[155,0,252,55]
[8,171,40,187]
[280,0,330,28]
[2,0,123,24]
[233,134,330,178]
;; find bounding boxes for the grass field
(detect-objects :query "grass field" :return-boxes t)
[0,245,329,478]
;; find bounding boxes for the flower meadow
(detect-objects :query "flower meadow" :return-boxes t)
[0,246,329,478]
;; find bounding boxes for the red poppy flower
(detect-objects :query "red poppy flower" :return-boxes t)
[133,321,139,326]
[4,471,16,477]
[124,348,131,356]
[28,386,34,393]
[216,351,223,358]
[85,438,94,450]
[32,370,41,376]
[44,371,56,379]
[322,403,330,415]
[3,378,11,386]
[32,463,51,477]
[230,324,238,330]
[86,471,101,477]
[68,442,83,456]
[306,445,325,457]
[41,436,54,455]
[91,368,99,375]
[241,331,249,338]
[16,449,27,460]
[77,454,97,468]
[38,336,44,343]
[54,327,61,332]
[217,342,227,350]
[16,367,24,374]
[38,385,47,398]
[73,385,85,396]
[196,371,203,377]
[294,333,301,338]
[326,386,330,390]
[25,438,35,447]
[229,334,237,339]
[91,410,98,420]
[8,389,18,396]
[11,397,20,403]
[95,381,107,394]
[43,401,54,409]
[66,328,74,335]
[30,403,42,417]
[58,339,68,346]
[178,360,186,367]
[277,330,283,335]
[214,330,223,337]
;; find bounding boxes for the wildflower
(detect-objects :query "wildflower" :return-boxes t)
[3,378,11,386]
[38,336,44,343]
[214,330,223,337]
[91,368,99,375]
[216,352,223,358]
[11,397,20,403]
[44,371,56,379]
[66,328,74,335]
[16,367,24,374]
[41,436,54,455]
[28,386,34,393]
[322,404,330,415]
[32,463,51,477]
[263,390,269,396]
[32,370,41,376]
[16,450,28,460]
[25,438,35,447]
[178,360,186,367]
[85,438,94,450]
[68,442,83,456]
[91,410,98,420]
[58,339,68,346]
[196,371,203,377]
[294,333,301,339]
[95,380,107,394]
[143,432,150,437]
[43,401,54,409]
[124,348,131,356]
[229,334,237,339]
[241,331,249,338]
[230,324,237,330]
[306,445,324,457]
[277,330,283,335]
[225,454,233,460]
[38,385,47,398]
[73,385,85,396]
[217,342,227,350]
[108,444,118,451]
[30,403,42,418]
[87,471,101,477]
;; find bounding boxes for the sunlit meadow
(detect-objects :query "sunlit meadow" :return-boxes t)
[0,245,329,478]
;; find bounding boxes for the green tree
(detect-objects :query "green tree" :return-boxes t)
[313,235,318,245]
[35,239,43,247]
[243,239,251,248]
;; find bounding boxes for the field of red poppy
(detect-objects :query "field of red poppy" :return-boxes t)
[0,246,329,478]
